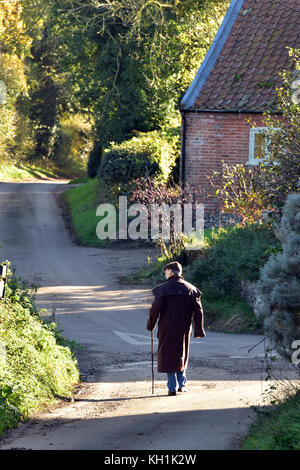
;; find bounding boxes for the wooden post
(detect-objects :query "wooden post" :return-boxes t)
[0,265,8,300]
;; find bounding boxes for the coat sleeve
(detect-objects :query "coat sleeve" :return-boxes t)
[193,297,206,338]
[146,295,164,331]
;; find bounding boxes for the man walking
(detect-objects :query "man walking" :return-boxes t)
[146,261,206,396]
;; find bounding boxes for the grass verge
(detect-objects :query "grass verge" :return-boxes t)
[0,162,61,181]
[63,177,148,248]
[241,389,300,450]
[63,178,109,247]
[0,271,80,435]
[0,159,87,182]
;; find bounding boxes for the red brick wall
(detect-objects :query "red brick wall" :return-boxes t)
[181,112,267,211]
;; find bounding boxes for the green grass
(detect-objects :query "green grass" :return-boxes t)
[121,255,166,285]
[64,178,109,247]
[0,162,60,181]
[0,273,80,435]
[241,389,300,450]
[202,297,264,333]
[0,158,88,182]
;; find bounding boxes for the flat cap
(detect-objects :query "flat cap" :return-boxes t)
[163,261,182,274]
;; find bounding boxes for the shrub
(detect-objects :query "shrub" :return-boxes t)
[254,193,300,362]
[128,175,202,257]
[97,129,179,193]
[209,162,271,224]
[186,224,279,300]
[98,146,159,192]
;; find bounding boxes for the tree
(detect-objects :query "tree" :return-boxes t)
[1,0,230,165]
[27,27,60,158]
[55,0,229,146]
[254,193,300,363]
[0,3,34,164]
[19,0,92,162]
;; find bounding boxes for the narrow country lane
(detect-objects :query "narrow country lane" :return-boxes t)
[0,181,296,451]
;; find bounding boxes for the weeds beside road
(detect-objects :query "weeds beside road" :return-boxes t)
[0,270,79,435]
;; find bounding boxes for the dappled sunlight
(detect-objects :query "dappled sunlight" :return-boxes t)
[36,285,152,315]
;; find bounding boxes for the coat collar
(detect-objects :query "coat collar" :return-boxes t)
[167,275,184,281]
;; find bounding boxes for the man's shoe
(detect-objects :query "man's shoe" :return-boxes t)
[178,387,186,392]
[168,390,177,396]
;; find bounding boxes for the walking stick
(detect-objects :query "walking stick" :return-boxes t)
[151,330,154,395]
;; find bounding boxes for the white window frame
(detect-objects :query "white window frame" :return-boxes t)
[248,127,280,165]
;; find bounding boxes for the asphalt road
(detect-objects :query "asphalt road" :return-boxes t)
[0,181,293,451]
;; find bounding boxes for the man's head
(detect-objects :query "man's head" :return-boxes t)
[163,261,182,279]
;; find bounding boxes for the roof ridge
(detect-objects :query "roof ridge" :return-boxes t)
[181,0,299,113]
[181,0,245,110]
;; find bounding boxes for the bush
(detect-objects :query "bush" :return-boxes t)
[209,162,271,224]
[0,272,80,434]
[98,145,159,191]
[97,129,179,193]
[186,224,279,300]
[128,175,202,258]
[254,193,300,361]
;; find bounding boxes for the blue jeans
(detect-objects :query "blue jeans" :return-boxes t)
[167,370,187,392]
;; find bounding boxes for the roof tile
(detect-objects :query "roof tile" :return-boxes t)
[186,0,300,111]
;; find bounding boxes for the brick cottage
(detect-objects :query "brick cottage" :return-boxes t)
[180,0,300,221]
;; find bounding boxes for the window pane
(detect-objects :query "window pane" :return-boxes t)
[254,132,266,147]
[254,146,265,160]
[254,132,266,160]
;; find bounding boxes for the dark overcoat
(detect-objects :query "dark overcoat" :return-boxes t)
[146,275,205,373]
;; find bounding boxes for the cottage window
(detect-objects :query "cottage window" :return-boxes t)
[248,127,279,165]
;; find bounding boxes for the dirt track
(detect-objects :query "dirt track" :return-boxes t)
[0,181,298,451]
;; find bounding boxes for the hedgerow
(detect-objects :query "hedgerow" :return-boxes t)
[97,129,179,194]
[0,272,80,435]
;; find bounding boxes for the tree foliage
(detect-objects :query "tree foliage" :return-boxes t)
[54,0,229,145]
[210,163,270,224]
[259,49,300,208]
[0,3,34,164]
[187,224,278,300]
[0,0,230,165]
[254,193,300,363]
